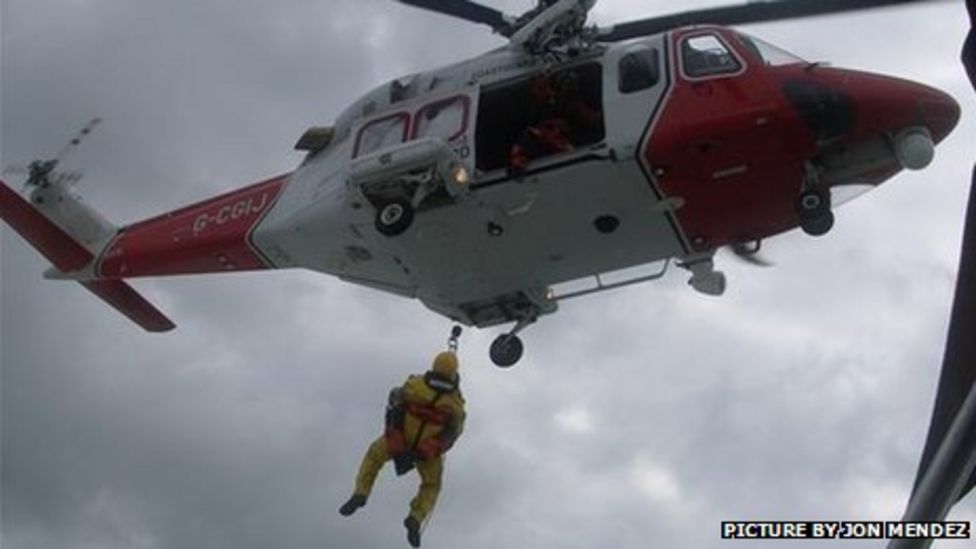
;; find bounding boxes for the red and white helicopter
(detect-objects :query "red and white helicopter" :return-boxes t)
[0,0,960,368]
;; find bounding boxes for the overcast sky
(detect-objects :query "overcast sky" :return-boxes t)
[2,1,975,548]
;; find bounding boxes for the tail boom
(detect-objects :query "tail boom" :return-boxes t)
[1,171,290,332]
[96,173,289,278]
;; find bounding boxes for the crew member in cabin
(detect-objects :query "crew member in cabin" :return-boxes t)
[508,69,603,174]
[339,351,466,548]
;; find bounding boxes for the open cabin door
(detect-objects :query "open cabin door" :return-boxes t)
[473,60,607,182]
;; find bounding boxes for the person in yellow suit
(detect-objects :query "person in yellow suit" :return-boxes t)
[339,351,466,548]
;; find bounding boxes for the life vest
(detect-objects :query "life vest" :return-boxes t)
[399,373,465,452]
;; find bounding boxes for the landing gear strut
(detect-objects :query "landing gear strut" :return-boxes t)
[490,316,535,368]
[796,164,834,237]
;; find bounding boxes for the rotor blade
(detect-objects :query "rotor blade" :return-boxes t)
[53,117,101,163]
[599,0,936,42]
[396,0,512,34]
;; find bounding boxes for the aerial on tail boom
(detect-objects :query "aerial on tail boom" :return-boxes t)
[0,0,959,367]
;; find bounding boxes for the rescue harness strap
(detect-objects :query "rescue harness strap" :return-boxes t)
[409,392,445,452]
[406,402,448,425]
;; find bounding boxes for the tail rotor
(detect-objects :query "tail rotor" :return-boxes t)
[2,117,100,191]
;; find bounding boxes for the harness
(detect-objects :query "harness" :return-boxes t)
[407,373,458,451]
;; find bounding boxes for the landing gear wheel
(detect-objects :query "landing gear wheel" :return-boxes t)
[375,199,414,236]
[797,188,828,214]
[800,210,835,236]
[490,335,524,368]
[795,188,833,237]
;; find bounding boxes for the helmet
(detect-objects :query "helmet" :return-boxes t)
[431,351,459,380]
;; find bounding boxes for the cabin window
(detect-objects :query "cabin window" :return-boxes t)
[476,62,605,172]
[413,96,469,141]
[681,34,741,78]
[354,113,409,157]
[618,48,660,94]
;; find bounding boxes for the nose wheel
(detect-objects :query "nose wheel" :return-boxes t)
[796,188,834,236]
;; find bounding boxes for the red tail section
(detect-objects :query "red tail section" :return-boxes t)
[97,174,289,278]
[2,172,289,331]
[0,179,175,332]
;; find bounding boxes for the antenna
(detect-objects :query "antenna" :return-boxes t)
[53,117,102,164]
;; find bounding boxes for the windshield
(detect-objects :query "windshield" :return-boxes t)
[737,33,806,66]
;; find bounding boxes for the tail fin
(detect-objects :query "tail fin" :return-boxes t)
[0,178,175,332]
[0,178,93,271]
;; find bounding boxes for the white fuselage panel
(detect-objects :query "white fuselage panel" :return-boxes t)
[251,36,685,324]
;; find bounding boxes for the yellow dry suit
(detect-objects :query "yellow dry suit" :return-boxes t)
[351,360,465,524]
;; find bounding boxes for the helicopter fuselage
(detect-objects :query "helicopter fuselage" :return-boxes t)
[15,25,959,333]
[241,25,955,326]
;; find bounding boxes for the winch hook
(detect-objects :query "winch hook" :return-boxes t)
[447,325,462,352]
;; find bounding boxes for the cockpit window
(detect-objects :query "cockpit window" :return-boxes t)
[737,33,806,66]
[618,48,660,94]
[681,34,741,78]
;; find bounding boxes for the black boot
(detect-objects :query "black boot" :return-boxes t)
[404,516,421,547]
[338,494,367,517]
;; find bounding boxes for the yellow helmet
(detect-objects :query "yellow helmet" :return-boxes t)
[431,351,459,380]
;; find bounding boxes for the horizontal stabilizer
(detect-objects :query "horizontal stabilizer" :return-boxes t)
[80,279,176,332]
[1,178,176,332]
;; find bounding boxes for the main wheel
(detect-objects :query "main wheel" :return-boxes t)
[490,335,523,368]
[375,199,414,236]
[797,188,828,215]
[800,210,835,237]
[796,188,833,237]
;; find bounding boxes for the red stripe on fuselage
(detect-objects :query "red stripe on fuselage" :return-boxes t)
[98,174,289,278]
[644,27,958,253]
[645,28,814,252]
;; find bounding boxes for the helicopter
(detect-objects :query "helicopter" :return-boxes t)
[0,0,960,371]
